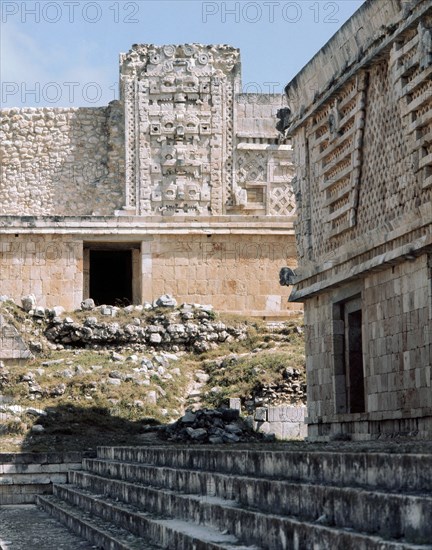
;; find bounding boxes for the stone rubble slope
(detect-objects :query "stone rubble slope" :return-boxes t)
[18,293,248,353]
[0,294,306,450]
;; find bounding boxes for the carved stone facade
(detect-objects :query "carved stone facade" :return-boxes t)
[284,0,432,439]
[0,44,299,317]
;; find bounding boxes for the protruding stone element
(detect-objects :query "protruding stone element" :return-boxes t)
[21,295,36,313]
[276,107,292,136]
[33,306,46,318]
[81,299,95,311]
[156,294,177,308]
[51,306,65,318]
[146,390,158,404]
[229,398,241,412]
[0,314,33,361]
[279,267,296,286]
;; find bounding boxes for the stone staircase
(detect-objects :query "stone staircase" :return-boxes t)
[37,446,432,549]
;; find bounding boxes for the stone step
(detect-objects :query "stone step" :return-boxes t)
[96,446,432,493]
[79,459,432,543]
[53,479,427,550]
[48,484,258,550]
[37,494,159,549]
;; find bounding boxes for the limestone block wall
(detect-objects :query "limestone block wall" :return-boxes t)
[0,105,124,216]
[303,295,334,422]
[306,254,432,440]
[0,452,90,504]
[0,232,299,317]
[142,234,300,316]
[236,93,286,138]
[0,235,83,310]
[363,256,431,419]
[253,405,307,440]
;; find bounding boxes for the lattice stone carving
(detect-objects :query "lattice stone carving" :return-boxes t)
[233,145,294,214]
[268,152,296,216]
[308,73,368,238]
[237,151,267,184]
[120,44,240,216]
[390,20,432,190]
[269,184,296,215]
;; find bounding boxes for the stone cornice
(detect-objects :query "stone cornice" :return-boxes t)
[0,216,295,236]
[290,219,432,301]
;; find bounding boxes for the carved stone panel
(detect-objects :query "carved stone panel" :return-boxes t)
[390,22,432,191]
[308,73,368,238]
[233,143,294,215]
[120,44,240,216]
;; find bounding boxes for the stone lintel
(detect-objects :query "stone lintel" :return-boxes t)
[0,216,296,236]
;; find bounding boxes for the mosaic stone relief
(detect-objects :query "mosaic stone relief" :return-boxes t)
[390,19,432,191]
[120,44,240,216]
[119,44,292,217]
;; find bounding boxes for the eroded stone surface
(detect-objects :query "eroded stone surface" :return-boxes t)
[284,0,432,439]
[0,505,96,549]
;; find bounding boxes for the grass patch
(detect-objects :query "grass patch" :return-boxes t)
[202,348,306,409]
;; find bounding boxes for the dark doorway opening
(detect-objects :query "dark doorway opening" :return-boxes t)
[346,308,365,413]
[333,294,366,415]
[90,250,133,306]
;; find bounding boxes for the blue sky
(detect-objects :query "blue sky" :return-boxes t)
[1,0,365,108]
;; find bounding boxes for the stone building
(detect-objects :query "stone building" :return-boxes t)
[0,44,299,317]
[284,0,432,439]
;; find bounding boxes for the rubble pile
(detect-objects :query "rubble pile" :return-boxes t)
[40,296,248,353]
[252,367,306,407]
[158,407,263,444]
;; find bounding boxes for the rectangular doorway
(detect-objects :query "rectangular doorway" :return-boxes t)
[333,294,365,414]
[345,305,365,413]
[84,244,141,307]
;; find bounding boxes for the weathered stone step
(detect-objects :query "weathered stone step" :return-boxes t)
[50,483,256,550]
[79,459,432,543]
[37,494,158,549]
[54,480,427,550]
[97,447,432,493]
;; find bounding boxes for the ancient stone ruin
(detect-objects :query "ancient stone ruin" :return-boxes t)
[284,0,432,440]
[0,44,299,317]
